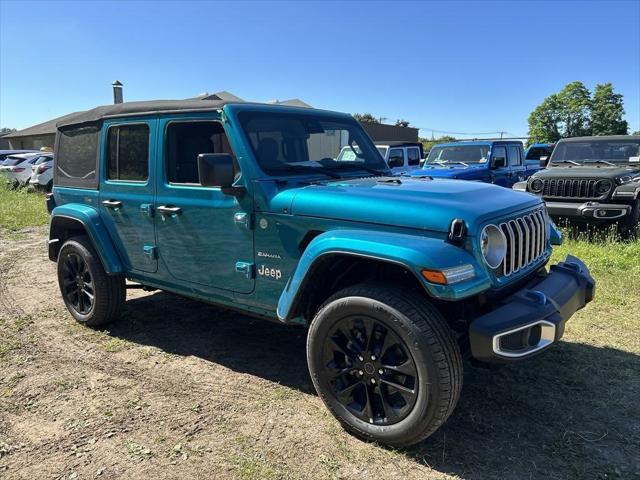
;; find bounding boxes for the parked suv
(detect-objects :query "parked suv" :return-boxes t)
[515,135,640,235]
[411,141,541,188]
[48,100,594,447]
[374,141,423,174]
[30,155,54,191]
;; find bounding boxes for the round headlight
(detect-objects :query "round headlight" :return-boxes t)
[530,178,544,193]
[480,224,507,270]
[595,179,612,195]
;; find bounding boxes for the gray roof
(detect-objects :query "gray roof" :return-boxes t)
[558,135,640,142]
[3,112,78,138]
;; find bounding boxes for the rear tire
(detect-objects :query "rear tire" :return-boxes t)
[307,284,462,447]
[57,236,125,327]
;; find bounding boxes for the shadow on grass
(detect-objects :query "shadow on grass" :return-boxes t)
[110,291,640,480]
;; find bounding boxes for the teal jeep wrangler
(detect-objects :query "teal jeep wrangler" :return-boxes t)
[48,100,594,447]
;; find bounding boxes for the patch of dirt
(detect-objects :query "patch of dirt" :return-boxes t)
[0,228,638,479]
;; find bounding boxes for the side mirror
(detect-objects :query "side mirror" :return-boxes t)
[197,153,243,195]
[492,156,506,169]
[539,156,549,168]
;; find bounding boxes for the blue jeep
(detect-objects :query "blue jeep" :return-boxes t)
[411,140,541,187]
[47,100,594,447]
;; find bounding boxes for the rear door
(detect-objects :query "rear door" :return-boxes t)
[99,118,158,273]
[407,147,421,171]
[507,145,526,185]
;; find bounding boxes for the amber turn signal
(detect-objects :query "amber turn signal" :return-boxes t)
[421,269,448,285]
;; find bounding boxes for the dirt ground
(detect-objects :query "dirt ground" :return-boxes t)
[0,227,638,480]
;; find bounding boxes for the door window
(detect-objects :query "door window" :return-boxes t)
[106,124,150,181]
[492,146,507,167]
[507,145,522,166]
[388,148,404,168]
[165,121,235,185]
[407,147,421,166]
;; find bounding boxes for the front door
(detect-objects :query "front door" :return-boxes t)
[388,147,406,174]
[99,119,157,273]
[490,145,510,187]
[154,116,255,294]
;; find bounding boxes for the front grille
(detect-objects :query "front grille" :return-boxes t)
[541,178,598,199]
[499,209,548,277]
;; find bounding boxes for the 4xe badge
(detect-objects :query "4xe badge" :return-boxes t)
[258,265,282,280]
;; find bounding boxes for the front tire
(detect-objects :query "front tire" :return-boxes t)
[618,199,640,238]
[307,284,463,447]
[57,236,125,327]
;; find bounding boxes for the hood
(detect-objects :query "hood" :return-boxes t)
[535,164,640,180]
[412,164,485,179]
[267,177,541,234]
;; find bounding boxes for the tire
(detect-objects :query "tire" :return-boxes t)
[307,284,463,447]
[617,199,640,238]
[57,235,125,327]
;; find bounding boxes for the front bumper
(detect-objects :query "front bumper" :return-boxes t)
[545,201,631,221]
[469,255,595,362]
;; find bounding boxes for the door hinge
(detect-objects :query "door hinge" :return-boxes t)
[143,245,158,260]
[234,212,253,230]
[235,261,254,279]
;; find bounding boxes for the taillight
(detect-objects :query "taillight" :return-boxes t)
[14,167,25,173]
[37,165,51,174]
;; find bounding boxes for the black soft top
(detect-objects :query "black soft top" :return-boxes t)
[557,135,640,143]
[56,99,235,128]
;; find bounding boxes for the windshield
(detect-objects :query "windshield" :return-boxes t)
[238,111,388,176]
[526,146,554,161]
[551,140,640,164]
[2,156,30,166]
[425,145,490,166]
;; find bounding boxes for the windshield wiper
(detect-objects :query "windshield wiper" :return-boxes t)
[270,165,342,179]
[584,160,615,166]
[551,160,582,166]
[333,164,388,176]
[447,161,470,167]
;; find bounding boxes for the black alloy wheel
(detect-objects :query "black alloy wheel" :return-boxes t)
[61,252,95,315]
[323,315,418,425]
[57,235,125,327]
[307,283,463,447]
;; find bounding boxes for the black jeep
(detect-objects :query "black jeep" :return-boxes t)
[515,135,640,235]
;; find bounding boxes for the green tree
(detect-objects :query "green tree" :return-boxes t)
[352,113,380,124]
[557,81,592,138]
[0,127,16,135]
[395,119,410,127]
[633,130,640,136]
[420,135,457,154]
[527,94,562,144]
[591,83,628,135]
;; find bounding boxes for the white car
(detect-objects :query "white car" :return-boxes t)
[29,156,54,191]
[374,142,423,174]
[1,153,51,187]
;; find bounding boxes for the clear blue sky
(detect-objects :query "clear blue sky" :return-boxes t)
[1,0,639,137]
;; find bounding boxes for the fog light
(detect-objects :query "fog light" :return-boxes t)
[421,264,475,285]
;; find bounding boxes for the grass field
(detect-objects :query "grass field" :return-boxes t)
[0,182,638,479]
[0,179,49,231]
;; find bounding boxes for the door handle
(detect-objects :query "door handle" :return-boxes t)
[157,205,182,218]
[102,199,122,210]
